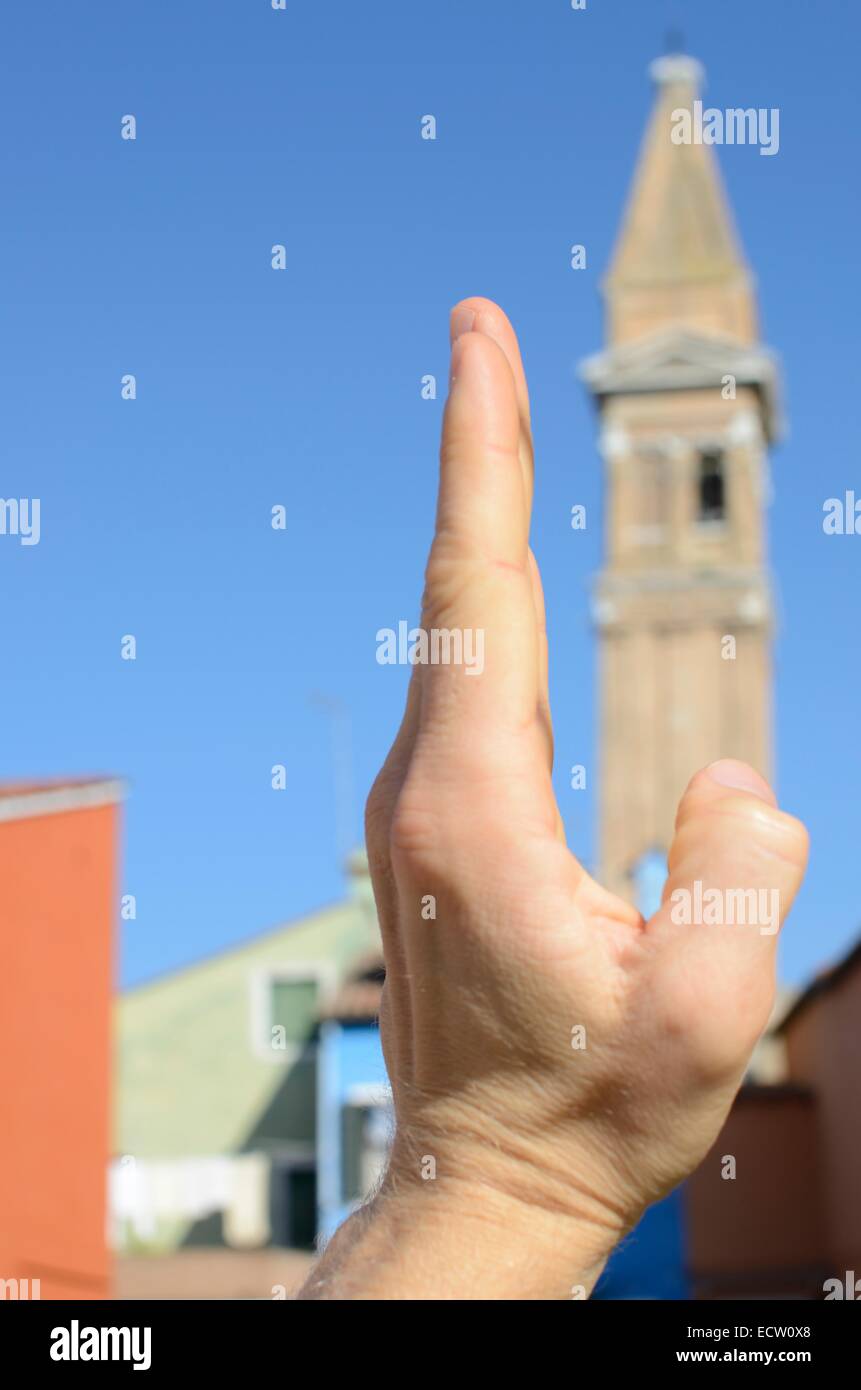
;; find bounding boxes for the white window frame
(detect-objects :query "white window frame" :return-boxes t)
[250,961,335,1063]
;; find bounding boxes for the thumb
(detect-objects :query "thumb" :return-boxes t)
[653,759,809,1065]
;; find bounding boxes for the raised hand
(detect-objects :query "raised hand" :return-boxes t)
[301,298,808,1301]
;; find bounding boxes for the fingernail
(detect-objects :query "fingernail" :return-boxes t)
[450,306,476,342]
[706,759,775,803]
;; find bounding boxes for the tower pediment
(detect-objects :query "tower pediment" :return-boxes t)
[580,327,782,440]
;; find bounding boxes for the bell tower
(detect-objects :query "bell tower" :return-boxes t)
[581,54,782,907]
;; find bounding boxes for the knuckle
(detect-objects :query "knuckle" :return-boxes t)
[675,791,809,865]
[421,536,479,625]
[387,792,441,874]
[772,810,810,866]
[386,769,472,880]
[659,980,768,1088]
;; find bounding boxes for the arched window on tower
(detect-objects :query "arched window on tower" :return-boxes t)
[697,449,726,524]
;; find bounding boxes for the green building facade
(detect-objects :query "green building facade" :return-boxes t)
[113,855,379,1252]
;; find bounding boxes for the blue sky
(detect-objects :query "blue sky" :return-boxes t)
[1,1,858,989]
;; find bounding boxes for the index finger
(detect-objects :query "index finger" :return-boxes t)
[416,319,538,749]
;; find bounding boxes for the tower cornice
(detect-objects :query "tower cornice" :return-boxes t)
[580,327,783,442]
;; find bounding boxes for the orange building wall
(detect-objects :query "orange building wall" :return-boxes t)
[0,798,118,1299]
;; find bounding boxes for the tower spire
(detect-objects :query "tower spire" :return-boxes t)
[604,54,756,346]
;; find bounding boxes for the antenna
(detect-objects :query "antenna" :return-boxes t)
[310,692,357,872]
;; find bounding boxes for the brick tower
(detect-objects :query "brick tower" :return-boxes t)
[581,54,782,907]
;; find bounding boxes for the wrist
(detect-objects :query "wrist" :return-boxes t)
[301,1164,622,1301]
